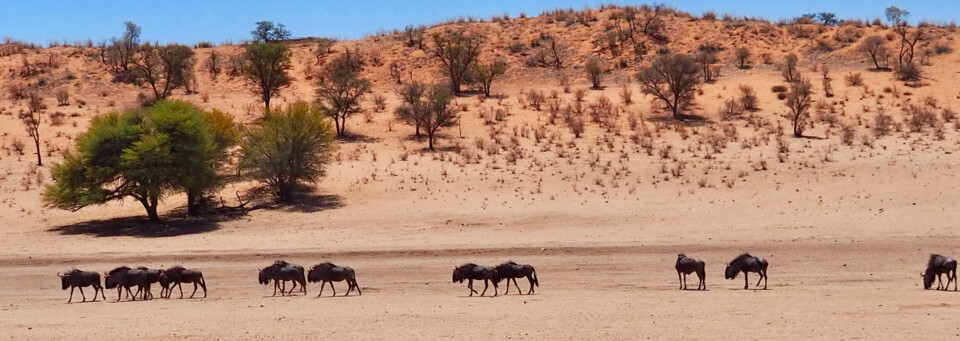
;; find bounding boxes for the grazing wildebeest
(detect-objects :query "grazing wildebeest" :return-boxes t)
[258,260,306,296]
[159,266,207,299]
[923,254,958,291]
[452,263,499,297]
[724,253,768,290]
[494,261,539,295]
[104,266,152,301]
[59,269,106,303]
[675,254,706,290]
[307,262,361,297]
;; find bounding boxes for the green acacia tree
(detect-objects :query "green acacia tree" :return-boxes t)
[43,100,233,222]
[240,102,335,201]
[243,42,292,111]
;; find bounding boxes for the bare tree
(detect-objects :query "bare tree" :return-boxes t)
[430,31,482,94]
[545,35,574,70]
[316,51,371,137]
[585,56,604,89]
[394,81,428,137]
[857,36,890,70]
[422,85,460,150]
[134,43,196,101]
[695,50,717,83]
[20,92,43,165]
[887,6,924,69]
[781,54,799,83]
[735,46,750,69]
[635,53,701,119]
[206,50,222,80]
[785,78,813,137]
[473,58,507,97]
[314,37,337,64]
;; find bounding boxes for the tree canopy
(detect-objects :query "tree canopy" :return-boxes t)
[43,100,236,221]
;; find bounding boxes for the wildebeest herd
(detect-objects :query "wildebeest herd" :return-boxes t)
[56,253,957,303]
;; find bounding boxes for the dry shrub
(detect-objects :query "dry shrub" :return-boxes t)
[845,72,863,86]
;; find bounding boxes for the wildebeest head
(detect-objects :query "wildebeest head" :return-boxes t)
[59,273,69,290]
[258,269,269,285]
[159,272,171,288]
[452,266,466,283]
[104,274,117,289]
[491,269,502,284]
[923,269,936,289]
[724,264,737,279]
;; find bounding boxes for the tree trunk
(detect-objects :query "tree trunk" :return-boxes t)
[33,138,41,166]
[139,198,160,223]
[428,133,435,150]
[186,190,201,216]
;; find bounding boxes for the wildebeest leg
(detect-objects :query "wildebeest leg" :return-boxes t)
[330,282,337,297]
[480,279,488,296]
[190,282,198,298]
[354,279,362,295]
[762,269,768,290]
[287,280,297,295]
[126,286,136,301]
[756,272,763,287]
[272,280,279,296]
[98,285,105,300]
[318,281,326,297]
[79,287,86,302]
[492,279,498,296]
[504,278,510,295]
[743,272,749,289]
[678,270,683,290]
[954,269,958,291]
[68,286,74,303]
[178,282,185,298]
[513,278,522,294]
[527,276,535,294]
[468,279,475,296]
[116,287,122,301]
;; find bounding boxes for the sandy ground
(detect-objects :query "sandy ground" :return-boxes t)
[3,239,960,340]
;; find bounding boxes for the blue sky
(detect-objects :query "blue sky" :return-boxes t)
[1,1,957,45]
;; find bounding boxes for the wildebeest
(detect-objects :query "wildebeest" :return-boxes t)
[452,263,499,297]
[104,266,152,301]
[724,253,768,290]
[134,267,163,300]
[59,269,106,303]
[307,262,361,297]
[493,261,538,295]
[159,266,207,299]
[675,254,706,290]
[259,260,306,296]
[923,254,958,291]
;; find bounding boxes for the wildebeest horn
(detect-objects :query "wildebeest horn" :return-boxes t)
[57,272,62,277]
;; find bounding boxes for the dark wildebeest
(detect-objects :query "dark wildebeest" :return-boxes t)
[724,253,768,290]
[134,267,162,300]
[104,266,152,301]
[258,260,306,296]
[923,254,958,291]
[159,266,207,299]
[452,263,499,297]
[494,261,538,295]
[59,269,106,303]
[675,254,706,290]
[307,262,361,297]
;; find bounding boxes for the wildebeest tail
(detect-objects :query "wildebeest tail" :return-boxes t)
[533,269,539,287]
